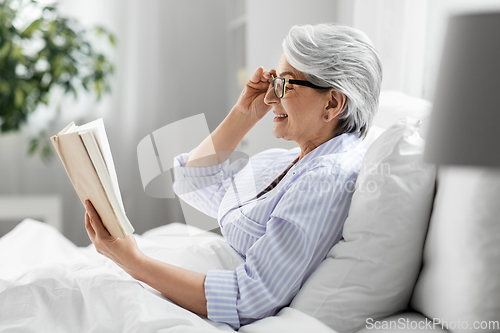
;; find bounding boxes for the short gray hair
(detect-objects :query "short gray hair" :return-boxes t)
[283,23,382,138]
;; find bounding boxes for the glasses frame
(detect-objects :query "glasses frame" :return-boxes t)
[271,74,330,99]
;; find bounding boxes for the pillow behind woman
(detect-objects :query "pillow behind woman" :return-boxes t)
[291,117,436,333]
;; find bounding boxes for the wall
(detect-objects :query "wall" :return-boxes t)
[422,0,500,101]
[337,0,500,102]
[4,0,500,245]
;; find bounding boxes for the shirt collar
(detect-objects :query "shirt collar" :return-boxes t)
[296,132,363,166]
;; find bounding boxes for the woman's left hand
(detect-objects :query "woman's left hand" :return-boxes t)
[84,200,143,272]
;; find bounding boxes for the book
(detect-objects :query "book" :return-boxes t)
[50,119,134,238]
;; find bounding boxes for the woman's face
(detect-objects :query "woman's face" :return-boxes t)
[264,55,339,149]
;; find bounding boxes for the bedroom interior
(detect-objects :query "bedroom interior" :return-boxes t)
[0,0,499,332]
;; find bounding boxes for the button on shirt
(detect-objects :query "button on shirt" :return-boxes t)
[173,132,366,329]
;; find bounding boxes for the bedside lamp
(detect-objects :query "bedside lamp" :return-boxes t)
[414,12,500,331]
[424,12,500,166]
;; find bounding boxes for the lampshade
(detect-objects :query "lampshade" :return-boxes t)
[423,12,500,167]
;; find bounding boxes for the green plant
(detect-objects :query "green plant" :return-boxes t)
[0,0,115,159]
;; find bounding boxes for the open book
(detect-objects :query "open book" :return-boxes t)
[50,119,134,238]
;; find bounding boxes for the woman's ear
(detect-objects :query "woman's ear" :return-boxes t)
[324,89,346,121]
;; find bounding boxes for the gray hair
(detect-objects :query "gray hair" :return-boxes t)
[283,23,382,138]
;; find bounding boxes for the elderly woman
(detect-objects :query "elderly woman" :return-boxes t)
[84,23,382,328]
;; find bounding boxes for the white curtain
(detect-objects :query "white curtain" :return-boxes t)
[337,0,500,102]
[337,0,429,99]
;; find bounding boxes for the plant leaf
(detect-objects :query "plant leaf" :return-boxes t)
[0,42,12,58]
[21,18,43,38]
[14,88,25,108]
[28,138,39,155]
[108,33,116,46]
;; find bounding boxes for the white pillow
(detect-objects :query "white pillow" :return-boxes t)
[362,90,432,149]
[410,167,500,333]
[290,118,436,333]
[375,91,431,129]
[362,125,385,149]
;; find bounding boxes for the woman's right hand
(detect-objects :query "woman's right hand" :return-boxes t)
[186,68,275,167]
[233,67,275,121]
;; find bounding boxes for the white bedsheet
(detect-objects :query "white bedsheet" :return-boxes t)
[0,219,336,333]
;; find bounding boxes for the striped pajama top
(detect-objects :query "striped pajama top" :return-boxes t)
[172,132,366,329]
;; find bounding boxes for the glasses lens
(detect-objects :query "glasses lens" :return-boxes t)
[274,77,285,98]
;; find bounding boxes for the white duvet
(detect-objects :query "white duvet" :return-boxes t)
[0,220,334,333]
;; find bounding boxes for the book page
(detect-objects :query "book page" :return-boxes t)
[80,131,134,236]
[66,119,125,213]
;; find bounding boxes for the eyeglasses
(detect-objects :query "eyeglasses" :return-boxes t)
[271,74,330,99]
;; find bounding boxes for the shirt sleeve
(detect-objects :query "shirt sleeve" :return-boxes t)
[204,167,358,328]
[172,152,247,218]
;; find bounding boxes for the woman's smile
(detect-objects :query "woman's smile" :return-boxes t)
[273,112,288,122]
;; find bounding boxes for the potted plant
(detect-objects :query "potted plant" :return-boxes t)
[0,0,115,159]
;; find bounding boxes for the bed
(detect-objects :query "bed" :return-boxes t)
[0,91,454,333]
[0,219,334,332]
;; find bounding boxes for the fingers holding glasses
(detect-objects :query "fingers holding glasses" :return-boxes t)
[267,69,277,80]
[235,67,274,118]
[248,67,274,89]
[248,67,264,84]
[261,69,274,83]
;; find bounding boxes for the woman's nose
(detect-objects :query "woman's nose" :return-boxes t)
[264,84,280,105]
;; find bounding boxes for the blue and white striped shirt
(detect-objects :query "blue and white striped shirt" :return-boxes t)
[173,132,365,328]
